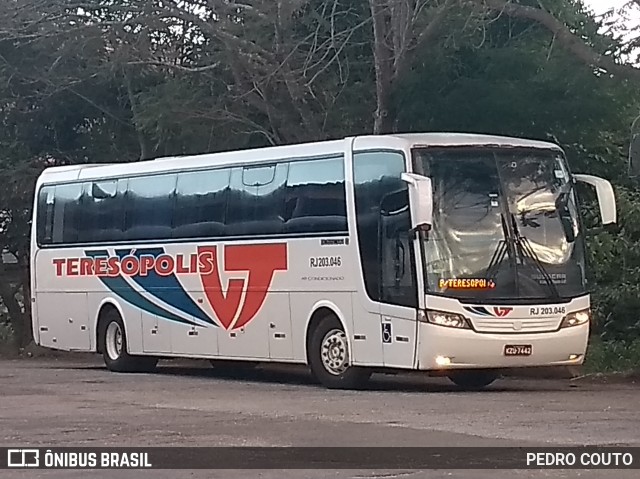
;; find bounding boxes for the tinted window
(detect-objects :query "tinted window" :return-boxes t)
[124,174,177,240]
[78,180,126,243]
[36,156,349,246]
[284,157,347,234]
[226,163,288,236]
[354,151,417,306]
[37,186,55,245]
[174,168,229,238]
[51,184,83,244]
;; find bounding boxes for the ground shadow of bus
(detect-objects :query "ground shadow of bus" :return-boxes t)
[142,360,573,393]
[72,357,580,392]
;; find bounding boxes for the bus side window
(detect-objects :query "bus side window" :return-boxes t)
[124,174,177,241]
[51,183,83,245]
[174,168,230,239]
[37,186,55,245]
[226,163,288,236]
[353,151,417,308]
[284,156,347,234]
[77,180,125,243]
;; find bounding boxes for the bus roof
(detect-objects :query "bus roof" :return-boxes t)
[37,133,562,184]
[354,133,562,151]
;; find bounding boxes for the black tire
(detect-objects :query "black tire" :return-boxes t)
[447,370,498,390]
[100,309,157,373]
[308,316,371,389]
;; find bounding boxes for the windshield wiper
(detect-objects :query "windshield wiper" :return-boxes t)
[485,239,508,281]
[509,213,561,299]
[485,213,517,291]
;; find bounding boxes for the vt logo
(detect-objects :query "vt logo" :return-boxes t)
[198,243,288,330]
[463,306,513,318]
[493,307,513,317]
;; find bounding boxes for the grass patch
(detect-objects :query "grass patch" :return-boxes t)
[583,337,640,374]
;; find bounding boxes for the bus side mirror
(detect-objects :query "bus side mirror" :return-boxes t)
[401,173,433,233]
[573,174,616,225]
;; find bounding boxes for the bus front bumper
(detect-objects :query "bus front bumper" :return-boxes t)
[416,322,589,370]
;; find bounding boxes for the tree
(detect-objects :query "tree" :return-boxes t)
[474,0,640,82]
[131,0,374,144]
[365,0,640,135]
[0,0,144,347]
[368,0,460,133]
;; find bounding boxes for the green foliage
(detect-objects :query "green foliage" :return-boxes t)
[395,3,635,160]
[584,337,640,373]
[585,186,640,342]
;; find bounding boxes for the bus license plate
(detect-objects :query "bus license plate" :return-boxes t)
[504,345,532,356]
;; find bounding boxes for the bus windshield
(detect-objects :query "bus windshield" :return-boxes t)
[413,147,587,303]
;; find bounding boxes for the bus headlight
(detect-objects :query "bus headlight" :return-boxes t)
[560,309,590,328]
[423,310,470,329]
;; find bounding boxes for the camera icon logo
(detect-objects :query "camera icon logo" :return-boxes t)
[7,449,40,468]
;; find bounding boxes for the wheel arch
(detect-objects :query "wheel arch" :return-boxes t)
[94,298,127,354]
[304,300,351,365]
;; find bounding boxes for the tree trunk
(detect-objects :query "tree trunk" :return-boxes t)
[20,266,32,347]
[368,0,455,134]
[369,0,395,134]
[124,68,153,161]
[0,280,24,350]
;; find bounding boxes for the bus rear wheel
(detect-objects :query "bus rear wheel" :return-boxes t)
[447,370,498,390]
[308,316,371,389]
[100,309,157,373]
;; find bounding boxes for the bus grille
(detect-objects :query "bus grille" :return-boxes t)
[469,317,561,333]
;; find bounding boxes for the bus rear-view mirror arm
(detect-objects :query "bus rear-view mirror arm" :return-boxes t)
[401,173,433,237]
[573,174,617,226]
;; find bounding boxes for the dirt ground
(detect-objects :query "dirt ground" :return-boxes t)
[0,357,638,478]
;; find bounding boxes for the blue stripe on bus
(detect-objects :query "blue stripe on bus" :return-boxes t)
[464,306,492,317]
[85,250,198,326]
[115,248,215,326]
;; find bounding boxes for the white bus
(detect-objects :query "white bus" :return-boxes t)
[30,133,616,389]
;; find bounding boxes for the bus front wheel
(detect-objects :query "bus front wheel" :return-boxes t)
[99,309,157,373]
[308,316,371,389]
[447,370,498,390]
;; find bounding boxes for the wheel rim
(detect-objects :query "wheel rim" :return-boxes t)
[320,328,349,375]
[105,322,123,361]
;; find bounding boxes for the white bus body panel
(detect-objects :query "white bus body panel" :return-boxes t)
[30,133,587,371]
[418,322,589,370]
[417,295,590,369]
[31,236,365,363]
